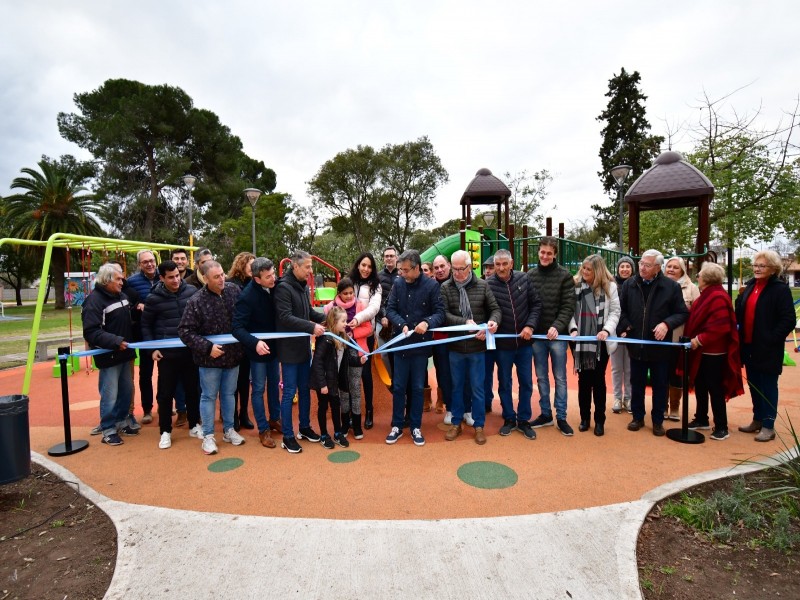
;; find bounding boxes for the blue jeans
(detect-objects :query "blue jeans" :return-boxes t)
[250,359,281,433]
[99,361,134,436]
[495,345,534,422]
[630,358,669,424]
[532,339,568,420]
[449,351,486,428]
[199,366,239,437]
[280,360,312,438]
[391,354,428,430]
[744,366,779,430]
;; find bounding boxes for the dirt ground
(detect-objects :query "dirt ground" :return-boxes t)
[637,469,800,599]
[0,463,115,600]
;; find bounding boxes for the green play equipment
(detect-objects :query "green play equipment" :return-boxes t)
[0,233,196,395]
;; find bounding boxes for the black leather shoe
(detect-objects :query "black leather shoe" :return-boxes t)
[578,420,590,432]
[239,414,255,430]
[364,409,374,430]
[652,423,666,436]
[627,419,644,431]
[594,422,604,437]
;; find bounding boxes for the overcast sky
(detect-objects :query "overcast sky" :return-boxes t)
[3,1,798,233]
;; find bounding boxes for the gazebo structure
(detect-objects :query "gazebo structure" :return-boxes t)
[625,151,715,264]
[460,167,512,243]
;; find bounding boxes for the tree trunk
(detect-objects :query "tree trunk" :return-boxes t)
[15,286,22,306]
[52,249,67,309]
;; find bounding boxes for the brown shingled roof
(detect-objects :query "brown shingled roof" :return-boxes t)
[460,168,511,206]
[625,151,714,206]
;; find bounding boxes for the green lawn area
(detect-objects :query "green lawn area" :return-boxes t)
[0,304,83,370]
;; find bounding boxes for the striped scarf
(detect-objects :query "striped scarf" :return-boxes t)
[574,282,606,371]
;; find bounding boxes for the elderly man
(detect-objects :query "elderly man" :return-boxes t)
[232,257,282,449]
[178,260,245,455]
[385,249,445,446]
[440,250,500,445]
[431,254,453,417]
[274,250,326,454]
[487,249,542,439]
[141,260,200,449]
[82,263,139,446]
[124,249,159,424]
[527,236,576,436]
[185,247,213,290]
[617,249,689,436]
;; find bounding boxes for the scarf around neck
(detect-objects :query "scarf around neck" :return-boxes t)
[454,273,474,321]
[574,282,606,371]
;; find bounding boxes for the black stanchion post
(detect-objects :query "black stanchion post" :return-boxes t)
[666,337,704,444]
[48,347,89,456]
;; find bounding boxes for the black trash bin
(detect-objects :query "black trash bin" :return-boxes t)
[0,394,31,485]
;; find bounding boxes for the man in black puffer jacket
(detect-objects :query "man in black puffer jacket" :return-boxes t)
[487,249,542,440]
[617,249,688,436]
[82,263,138,447]
[141,260,199,449]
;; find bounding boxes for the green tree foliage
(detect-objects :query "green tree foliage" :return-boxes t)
[638,208,697,255]
[503,169,554,233]
[4,156,103,308]
[57,79,276,242]
[685,92,800,248]
[308,136,448,253]
[594,68,665,241]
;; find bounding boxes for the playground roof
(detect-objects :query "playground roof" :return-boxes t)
[625,151,714,208]
[460,167,511,205]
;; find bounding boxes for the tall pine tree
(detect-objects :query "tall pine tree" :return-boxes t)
[593,68,664,242]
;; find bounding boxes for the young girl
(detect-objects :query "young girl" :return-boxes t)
[324,278,372,439]
[310,307,350,449]
[568,254,621,437]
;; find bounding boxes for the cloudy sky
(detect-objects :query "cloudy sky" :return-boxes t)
[3,1,798,233]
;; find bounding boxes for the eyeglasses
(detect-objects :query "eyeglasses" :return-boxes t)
[140,259,156,265]
[638,261,656,268]
[452,266,471,273]
[397,266,418,275]
[752,264,769,270]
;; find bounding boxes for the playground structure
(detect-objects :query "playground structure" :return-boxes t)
[278,255,341,306]
[0,233,196,396]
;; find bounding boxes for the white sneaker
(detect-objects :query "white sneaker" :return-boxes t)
[158,432,172,449]
[189,424,204,439]
[202,434,218,455]
[624,399,632,414]
[612,399,622,414]
[444,411,453,425]
[464,412,475,426]
[223,428,246,446]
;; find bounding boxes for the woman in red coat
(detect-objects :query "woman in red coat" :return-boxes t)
[684,262,743,440]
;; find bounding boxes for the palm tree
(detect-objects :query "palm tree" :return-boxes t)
[5,157,104,309]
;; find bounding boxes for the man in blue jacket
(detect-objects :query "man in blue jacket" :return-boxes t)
[385,249,445,446]
[232,257,281,449]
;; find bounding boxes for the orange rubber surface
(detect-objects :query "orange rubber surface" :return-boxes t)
[3,352,798,521]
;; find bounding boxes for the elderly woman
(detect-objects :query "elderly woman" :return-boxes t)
[664,256,700,420]
[684,262,743,440]
[568,254,620,437]
[734,250,795,442]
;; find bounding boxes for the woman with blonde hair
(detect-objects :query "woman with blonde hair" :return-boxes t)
[734,250,795,442]
[568,254,620,436]
[664,256,700,420]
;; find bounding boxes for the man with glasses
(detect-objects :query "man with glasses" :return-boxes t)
[124,250,159,424]
[232,257,282,449]
[385,249,445,446]
[617,249,689,436]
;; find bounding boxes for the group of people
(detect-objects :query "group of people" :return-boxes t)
[82,237,796,454]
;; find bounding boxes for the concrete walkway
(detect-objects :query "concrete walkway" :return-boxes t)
[32,452,773,600]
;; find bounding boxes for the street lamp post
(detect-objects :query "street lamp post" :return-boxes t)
[243,188,263,255]
[182,175,197,267]
[610,165,632,252]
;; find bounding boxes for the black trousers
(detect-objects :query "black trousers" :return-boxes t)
[577,345,610,424]
[361,335,374,411]
[693,354,727,430]
[235,355,250,416]
[138,351,155,412]
[316,391,342,436]
[156,351,200,433]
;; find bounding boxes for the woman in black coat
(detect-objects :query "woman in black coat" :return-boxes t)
[734,250,795,442]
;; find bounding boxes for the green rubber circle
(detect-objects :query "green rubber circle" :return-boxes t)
[328,450,360,464]
[457,461,518,489]
[207,457,244,473]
